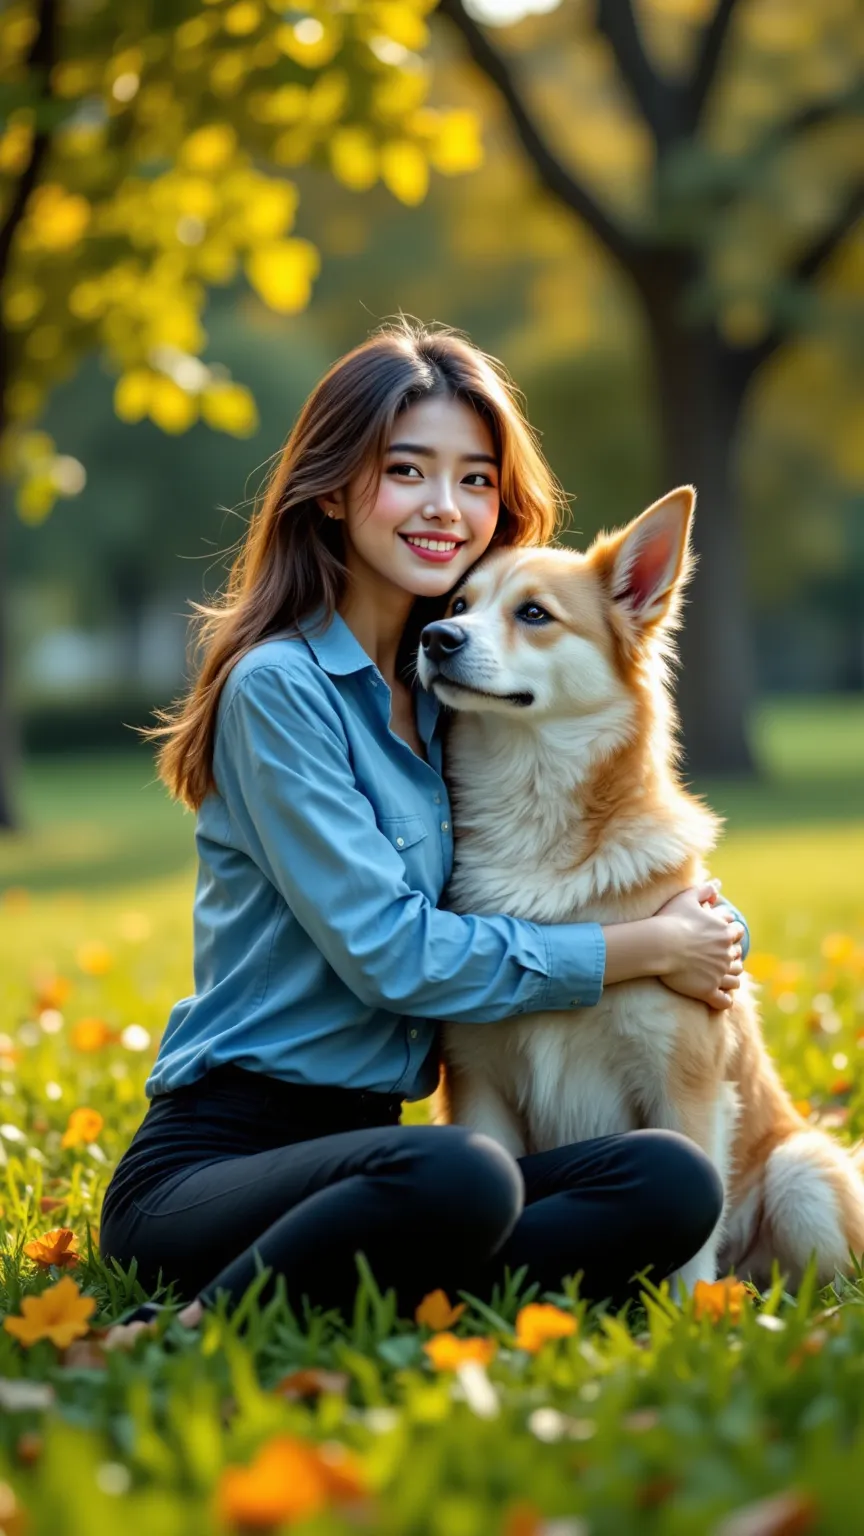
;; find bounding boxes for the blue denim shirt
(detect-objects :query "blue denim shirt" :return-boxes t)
[145,609,749,1101]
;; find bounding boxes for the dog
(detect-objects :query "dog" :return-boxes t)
[417,486,864,1291]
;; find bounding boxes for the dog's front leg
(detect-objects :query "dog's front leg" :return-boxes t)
[442,1072,528,1160]
[664,1082,739,1294]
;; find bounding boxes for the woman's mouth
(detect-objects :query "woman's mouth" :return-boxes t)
[398,533,466,564]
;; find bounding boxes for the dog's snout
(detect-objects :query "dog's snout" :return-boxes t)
[420,622,468,663]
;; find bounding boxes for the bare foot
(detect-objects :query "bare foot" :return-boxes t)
[102,1297,204,1351]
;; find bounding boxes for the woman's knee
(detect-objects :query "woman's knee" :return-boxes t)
[631,1129,724,1256]
[404,1125,524,1247]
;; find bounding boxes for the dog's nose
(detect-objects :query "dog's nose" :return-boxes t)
[420,621,468,663]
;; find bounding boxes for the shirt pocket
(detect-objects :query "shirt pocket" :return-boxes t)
[379,814,430,889]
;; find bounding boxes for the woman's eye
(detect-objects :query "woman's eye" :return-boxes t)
[388,462,422,478]
[464,472,494,488]
[517,602,552,625]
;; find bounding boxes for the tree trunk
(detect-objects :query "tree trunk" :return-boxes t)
[0,462,22,833]
[644,269,756,775]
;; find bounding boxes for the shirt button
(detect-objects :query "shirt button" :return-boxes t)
[441,821,449,832]
[396,836,405,848]
[409,1028,418,1039]
[433,794,441,805]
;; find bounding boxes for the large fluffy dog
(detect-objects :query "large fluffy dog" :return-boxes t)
[417,487,864,1290]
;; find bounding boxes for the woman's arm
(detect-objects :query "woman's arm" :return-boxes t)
[216,661,608,1023]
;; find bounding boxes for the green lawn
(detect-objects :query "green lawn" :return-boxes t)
[0,695,863,1534]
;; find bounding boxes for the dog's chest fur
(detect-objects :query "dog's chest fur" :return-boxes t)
[441,715,720,1154]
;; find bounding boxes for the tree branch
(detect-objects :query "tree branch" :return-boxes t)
[595,0,677,147]
[436,0,642,275]
[684,0,739,134]
[736,181,864,380]
[0,0,58,286]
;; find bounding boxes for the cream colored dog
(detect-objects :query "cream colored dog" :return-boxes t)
[417,487,864,1291]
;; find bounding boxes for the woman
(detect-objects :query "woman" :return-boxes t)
[100,321,748,1336]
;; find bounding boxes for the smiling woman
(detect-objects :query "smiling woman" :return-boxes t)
[98,319,746,1332]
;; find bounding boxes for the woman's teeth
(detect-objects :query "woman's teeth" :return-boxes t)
[403,536,461,551]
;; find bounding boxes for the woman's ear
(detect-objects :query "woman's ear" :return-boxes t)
[317,489,345,520]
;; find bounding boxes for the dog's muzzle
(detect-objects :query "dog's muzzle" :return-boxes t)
[420,621,468,664]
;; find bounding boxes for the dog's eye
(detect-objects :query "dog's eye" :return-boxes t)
[517,602,552,625]
[451,596,469,616]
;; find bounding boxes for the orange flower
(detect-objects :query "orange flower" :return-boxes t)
[38,1197,65,1215]
[3,1274,96,1349]
[70,1017,115,1052]
[415,1289,467,1330]
[502,1501,543,1536]
[693,1277,748,1323]
[274,1369,349,1400]
[514,1303,578,1353]
[423,1332,498,1371]
[22,1227,80,1269]
[830,1078,854,1097]
[34,975,71,1012]
[216,1434,366,1529]
[75,941,113,977]
[60,1108,103,1149]
[793,1100,812,1119]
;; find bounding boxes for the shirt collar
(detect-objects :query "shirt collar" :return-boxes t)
[296,606,444,731]
[297,606,376,677]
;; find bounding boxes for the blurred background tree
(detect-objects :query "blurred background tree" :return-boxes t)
[2,0,862,834]
[437,0,862,771]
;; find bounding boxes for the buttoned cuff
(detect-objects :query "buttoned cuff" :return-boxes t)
[541,922,606,1011]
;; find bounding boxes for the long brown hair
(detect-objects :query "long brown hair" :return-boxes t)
[140,318,569,810]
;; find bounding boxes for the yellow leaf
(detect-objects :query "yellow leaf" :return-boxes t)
[308,70,349,127]
[275,17,341,68]
[181,124,237,173]
[114,369,154,423]
[223,0,261,36]
[372,1,429,51]
[430,109,484,175]
[25,184,90,251]
[16,473,56,524]
[201,382,259,437]
[240,179,298,242]
[246,239,320,313]
[330,126,378,191]
[148,377,199,433]
[381,139,428,205]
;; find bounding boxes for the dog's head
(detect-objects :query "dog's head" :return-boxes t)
[416,486,695,725]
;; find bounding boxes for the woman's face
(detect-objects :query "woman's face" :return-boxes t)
[322,394,502,603]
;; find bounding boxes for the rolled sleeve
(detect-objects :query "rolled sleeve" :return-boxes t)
[215,664,607,1025]
[542,921,606,1010]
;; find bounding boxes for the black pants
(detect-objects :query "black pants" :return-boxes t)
[99,1065,723,1317]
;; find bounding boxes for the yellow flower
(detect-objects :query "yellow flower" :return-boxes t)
[75,941,113,976]
[22,1227,80,1269]
[414,1289,466,1330]
[34,974,71,1011]
[216,1434,366,1528]
[3,1274,96,1348]
[822,933,855,967]
[693,1277,748,1323]
[60,1108,103,1148]
[514,1303,578,1353]
[423,1332,498,1371]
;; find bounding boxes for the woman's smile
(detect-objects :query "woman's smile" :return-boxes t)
[398,532,467,563]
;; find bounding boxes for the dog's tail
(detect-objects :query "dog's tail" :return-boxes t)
[763,1128,864,1286]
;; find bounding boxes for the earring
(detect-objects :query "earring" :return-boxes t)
[326,511,335,519]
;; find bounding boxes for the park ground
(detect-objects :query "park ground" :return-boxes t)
[0,695,863,1535]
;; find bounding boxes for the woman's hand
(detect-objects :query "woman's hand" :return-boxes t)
[654,881,745,1010]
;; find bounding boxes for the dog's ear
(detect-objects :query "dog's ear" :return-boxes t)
[597,486,695,645]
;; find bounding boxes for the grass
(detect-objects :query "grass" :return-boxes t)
[0,695,863,1534]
